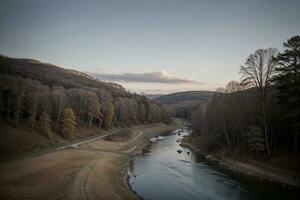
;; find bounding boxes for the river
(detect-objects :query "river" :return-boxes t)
[128,128,299,200]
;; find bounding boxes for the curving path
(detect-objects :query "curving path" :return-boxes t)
[0,125,169,200]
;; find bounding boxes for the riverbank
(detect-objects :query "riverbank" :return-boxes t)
[121,125,185,200]
[0,122,183,200]
[0,123,167,162]
[180,140,300,188]
[118,124,184,199]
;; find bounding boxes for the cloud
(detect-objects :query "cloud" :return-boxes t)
[90,70,201,84]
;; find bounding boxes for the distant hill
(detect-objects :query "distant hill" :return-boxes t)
[153,91,214,119]
[0,56,127,97]
[0,56,172,155]
[154,91,214,104]
[143,93,164,100]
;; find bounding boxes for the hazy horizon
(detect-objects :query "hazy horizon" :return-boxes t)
[1,0,300,93]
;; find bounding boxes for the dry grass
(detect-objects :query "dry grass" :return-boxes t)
[0,123,182,200]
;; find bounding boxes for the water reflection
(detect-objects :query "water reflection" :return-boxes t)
[128,129,299,200]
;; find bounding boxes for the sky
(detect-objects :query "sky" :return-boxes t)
[1,0,300,94]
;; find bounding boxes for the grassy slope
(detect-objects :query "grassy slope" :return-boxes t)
[0,122,184,200]
[0,123,108,158]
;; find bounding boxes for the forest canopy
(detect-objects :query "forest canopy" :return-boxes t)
[0,56,172,139]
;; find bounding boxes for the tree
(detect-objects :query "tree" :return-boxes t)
[246,125,266,153]
[95,89,113,127]
[225,81,247,153]
[67,88,88,122]
[274,35,300,152]
[191,104,207,135]
[38,111,52,138]
[51,87,68,127]
[138,103,147,123]
[11,76,25,125]
[86,91,101,127]
[103,102,114,128]
[114,97,129,125]
[240,48,278,158]
[127,98,139,122]
[27,91,40,127]
[211,88,232,150]
[60,108,76,138]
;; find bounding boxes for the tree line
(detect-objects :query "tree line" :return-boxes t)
[191,36,300,159]
[0,59,172,139]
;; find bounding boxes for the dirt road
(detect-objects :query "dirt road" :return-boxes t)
[0,124,179,200]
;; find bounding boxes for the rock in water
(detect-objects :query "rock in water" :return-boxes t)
[149,137,157,143]
[157,136,165,140]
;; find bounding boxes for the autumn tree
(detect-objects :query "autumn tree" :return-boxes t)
[103,102,114,128]
[114,97,129,125]
[95,89,114,128]
[60,108,76,138]
[38,111,52,138]
[86,91,101,127]
[67,89,83,121]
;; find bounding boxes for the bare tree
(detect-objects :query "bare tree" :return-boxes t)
[86,91,101,127]
[225,81,247,153]
[51,87,68,127]
[240,48,278,158]
[214,87,232,150]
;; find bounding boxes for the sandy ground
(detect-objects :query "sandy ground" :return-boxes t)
[0,124,180,200]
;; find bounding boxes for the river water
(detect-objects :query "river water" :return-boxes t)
[128,128,299,200]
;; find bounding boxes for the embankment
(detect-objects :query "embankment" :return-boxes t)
[181,140,300,188]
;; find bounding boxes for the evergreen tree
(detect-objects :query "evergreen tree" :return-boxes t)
[274,35,300,152]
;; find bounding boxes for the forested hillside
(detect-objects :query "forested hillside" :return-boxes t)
[154,91,214,119]
[190,36,300,164]
[0,56,172,154]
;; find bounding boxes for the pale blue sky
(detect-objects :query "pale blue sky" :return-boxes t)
[1,0,300,93]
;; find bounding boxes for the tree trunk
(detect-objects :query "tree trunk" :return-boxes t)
[262,101,271,159]
[31,110,36,127]
[89,116,93,127]
[294,133,298,153]
[98,119,102,128]
[222,123,232,150]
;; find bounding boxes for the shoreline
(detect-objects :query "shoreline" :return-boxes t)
[180,141,300,188]
[122,126,183,200]
[123,159,145,200]
[0,123,183,200]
